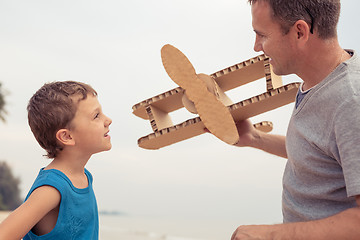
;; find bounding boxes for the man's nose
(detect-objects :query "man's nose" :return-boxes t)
[253,36,263,52]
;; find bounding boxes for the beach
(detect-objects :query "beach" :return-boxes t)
[99,214,209,240]
[0,211,11,223]
[0,211,235,239]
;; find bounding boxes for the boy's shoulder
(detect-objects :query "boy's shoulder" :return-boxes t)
[26,169,67,199]
[33,168,93,190]
[26,167,95,205]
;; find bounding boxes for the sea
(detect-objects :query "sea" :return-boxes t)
[99,214,243,240]
[0,211,268,239]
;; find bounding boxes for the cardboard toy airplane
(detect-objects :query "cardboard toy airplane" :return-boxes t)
[132,44,300,149]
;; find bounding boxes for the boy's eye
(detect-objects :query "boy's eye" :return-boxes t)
[94,113,100,119]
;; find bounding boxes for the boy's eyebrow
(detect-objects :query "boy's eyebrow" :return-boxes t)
[91,106,101,114]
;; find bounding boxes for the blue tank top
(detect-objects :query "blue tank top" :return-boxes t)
[23,168,99,240]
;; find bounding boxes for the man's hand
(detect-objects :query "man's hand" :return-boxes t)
[231,225,275,240]
[205,118,287,157]
[204,119,259,146]
[233,119,259,147]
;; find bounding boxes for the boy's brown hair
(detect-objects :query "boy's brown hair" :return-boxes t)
[27,81,97,158]
[248,0,341,39]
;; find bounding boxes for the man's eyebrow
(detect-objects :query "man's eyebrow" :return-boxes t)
[253,29,265,36]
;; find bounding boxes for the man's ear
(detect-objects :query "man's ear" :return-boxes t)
[56,129,75,146]
[294,20,311,41]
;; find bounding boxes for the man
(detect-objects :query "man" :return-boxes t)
[231,0,360,239]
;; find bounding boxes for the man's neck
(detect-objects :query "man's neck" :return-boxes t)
[297,38,351,91]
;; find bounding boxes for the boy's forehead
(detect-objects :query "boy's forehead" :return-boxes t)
[66,94,100,129]
[74,94,100,112]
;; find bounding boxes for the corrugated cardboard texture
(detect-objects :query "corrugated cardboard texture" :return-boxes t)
[133,45,300,149]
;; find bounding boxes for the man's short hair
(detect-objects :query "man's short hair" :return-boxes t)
[27,81,97,158]
[248,0,341,39]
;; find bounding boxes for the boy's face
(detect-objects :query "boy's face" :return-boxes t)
[69,94,112,156]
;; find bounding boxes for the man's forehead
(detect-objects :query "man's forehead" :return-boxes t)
[251,1,279,32]
[251,0,272,21]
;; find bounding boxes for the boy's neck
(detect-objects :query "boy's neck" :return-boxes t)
[45,152,91,188]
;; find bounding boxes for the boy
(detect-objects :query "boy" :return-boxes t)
[0,81,112,239]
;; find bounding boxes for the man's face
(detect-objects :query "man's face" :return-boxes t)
[251,1,297,76]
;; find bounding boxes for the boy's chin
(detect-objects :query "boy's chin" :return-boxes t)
[94,145,112,154]
[105,144,112,151]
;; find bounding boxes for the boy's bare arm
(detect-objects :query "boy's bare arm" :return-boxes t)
[0,186,61,240]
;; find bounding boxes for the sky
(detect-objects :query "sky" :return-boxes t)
[0,0,359,228]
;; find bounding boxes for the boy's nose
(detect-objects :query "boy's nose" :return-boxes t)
[105,116,112,126]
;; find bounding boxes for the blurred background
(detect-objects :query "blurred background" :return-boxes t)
[0,0,359,239]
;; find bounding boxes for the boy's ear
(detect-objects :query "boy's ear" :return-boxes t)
[56,129,75,146]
